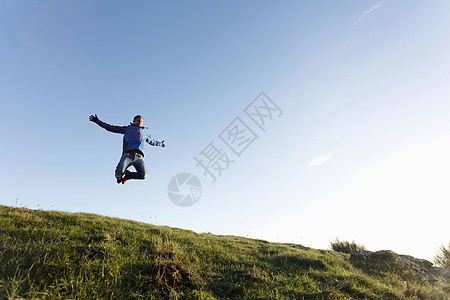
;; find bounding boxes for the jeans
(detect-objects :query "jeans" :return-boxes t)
[115,153,147,180]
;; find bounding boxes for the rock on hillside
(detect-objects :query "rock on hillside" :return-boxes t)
[350,250,450,283]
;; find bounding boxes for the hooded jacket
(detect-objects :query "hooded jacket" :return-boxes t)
[94,119,163,156]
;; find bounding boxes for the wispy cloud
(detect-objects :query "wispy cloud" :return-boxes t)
[355,1,386,24]
[307,155,332,167]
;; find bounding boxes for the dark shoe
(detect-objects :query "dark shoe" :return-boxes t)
[122,170,131,184]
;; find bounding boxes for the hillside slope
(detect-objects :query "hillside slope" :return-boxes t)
[0,205,448,299]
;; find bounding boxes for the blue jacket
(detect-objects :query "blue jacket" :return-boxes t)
[94,119,163,156]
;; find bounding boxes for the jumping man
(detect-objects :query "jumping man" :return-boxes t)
[89,114,165,184]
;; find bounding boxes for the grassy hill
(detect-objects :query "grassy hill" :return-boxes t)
[0,205,448,299]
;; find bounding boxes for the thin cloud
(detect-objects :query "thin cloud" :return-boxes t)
[307,155,332,167]
[356,1,386,24]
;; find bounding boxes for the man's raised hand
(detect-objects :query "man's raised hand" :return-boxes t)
[161,140,165,148]
[89,114,98,122]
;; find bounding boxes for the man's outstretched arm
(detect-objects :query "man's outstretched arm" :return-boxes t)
[146,135,165,147]
[89,114,126,134]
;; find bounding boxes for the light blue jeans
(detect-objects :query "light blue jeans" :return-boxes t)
[115,153,147,180]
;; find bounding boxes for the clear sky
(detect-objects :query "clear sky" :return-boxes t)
[1,0,449,262]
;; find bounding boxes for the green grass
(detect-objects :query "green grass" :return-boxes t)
[329,238,366,254]
[434,243,450,269]
[0,205,448,299]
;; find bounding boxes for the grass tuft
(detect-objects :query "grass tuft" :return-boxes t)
[330,238,366,254]
[434,243,450,269]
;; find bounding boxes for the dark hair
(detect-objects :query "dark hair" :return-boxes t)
[133,115,142,122]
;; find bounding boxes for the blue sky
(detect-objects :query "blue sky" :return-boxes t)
[1,0,449,262]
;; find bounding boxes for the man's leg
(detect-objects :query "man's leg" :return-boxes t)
[115,153,133,181]
[128,156,147,180]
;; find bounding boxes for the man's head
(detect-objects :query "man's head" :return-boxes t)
[133,115,143,127]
